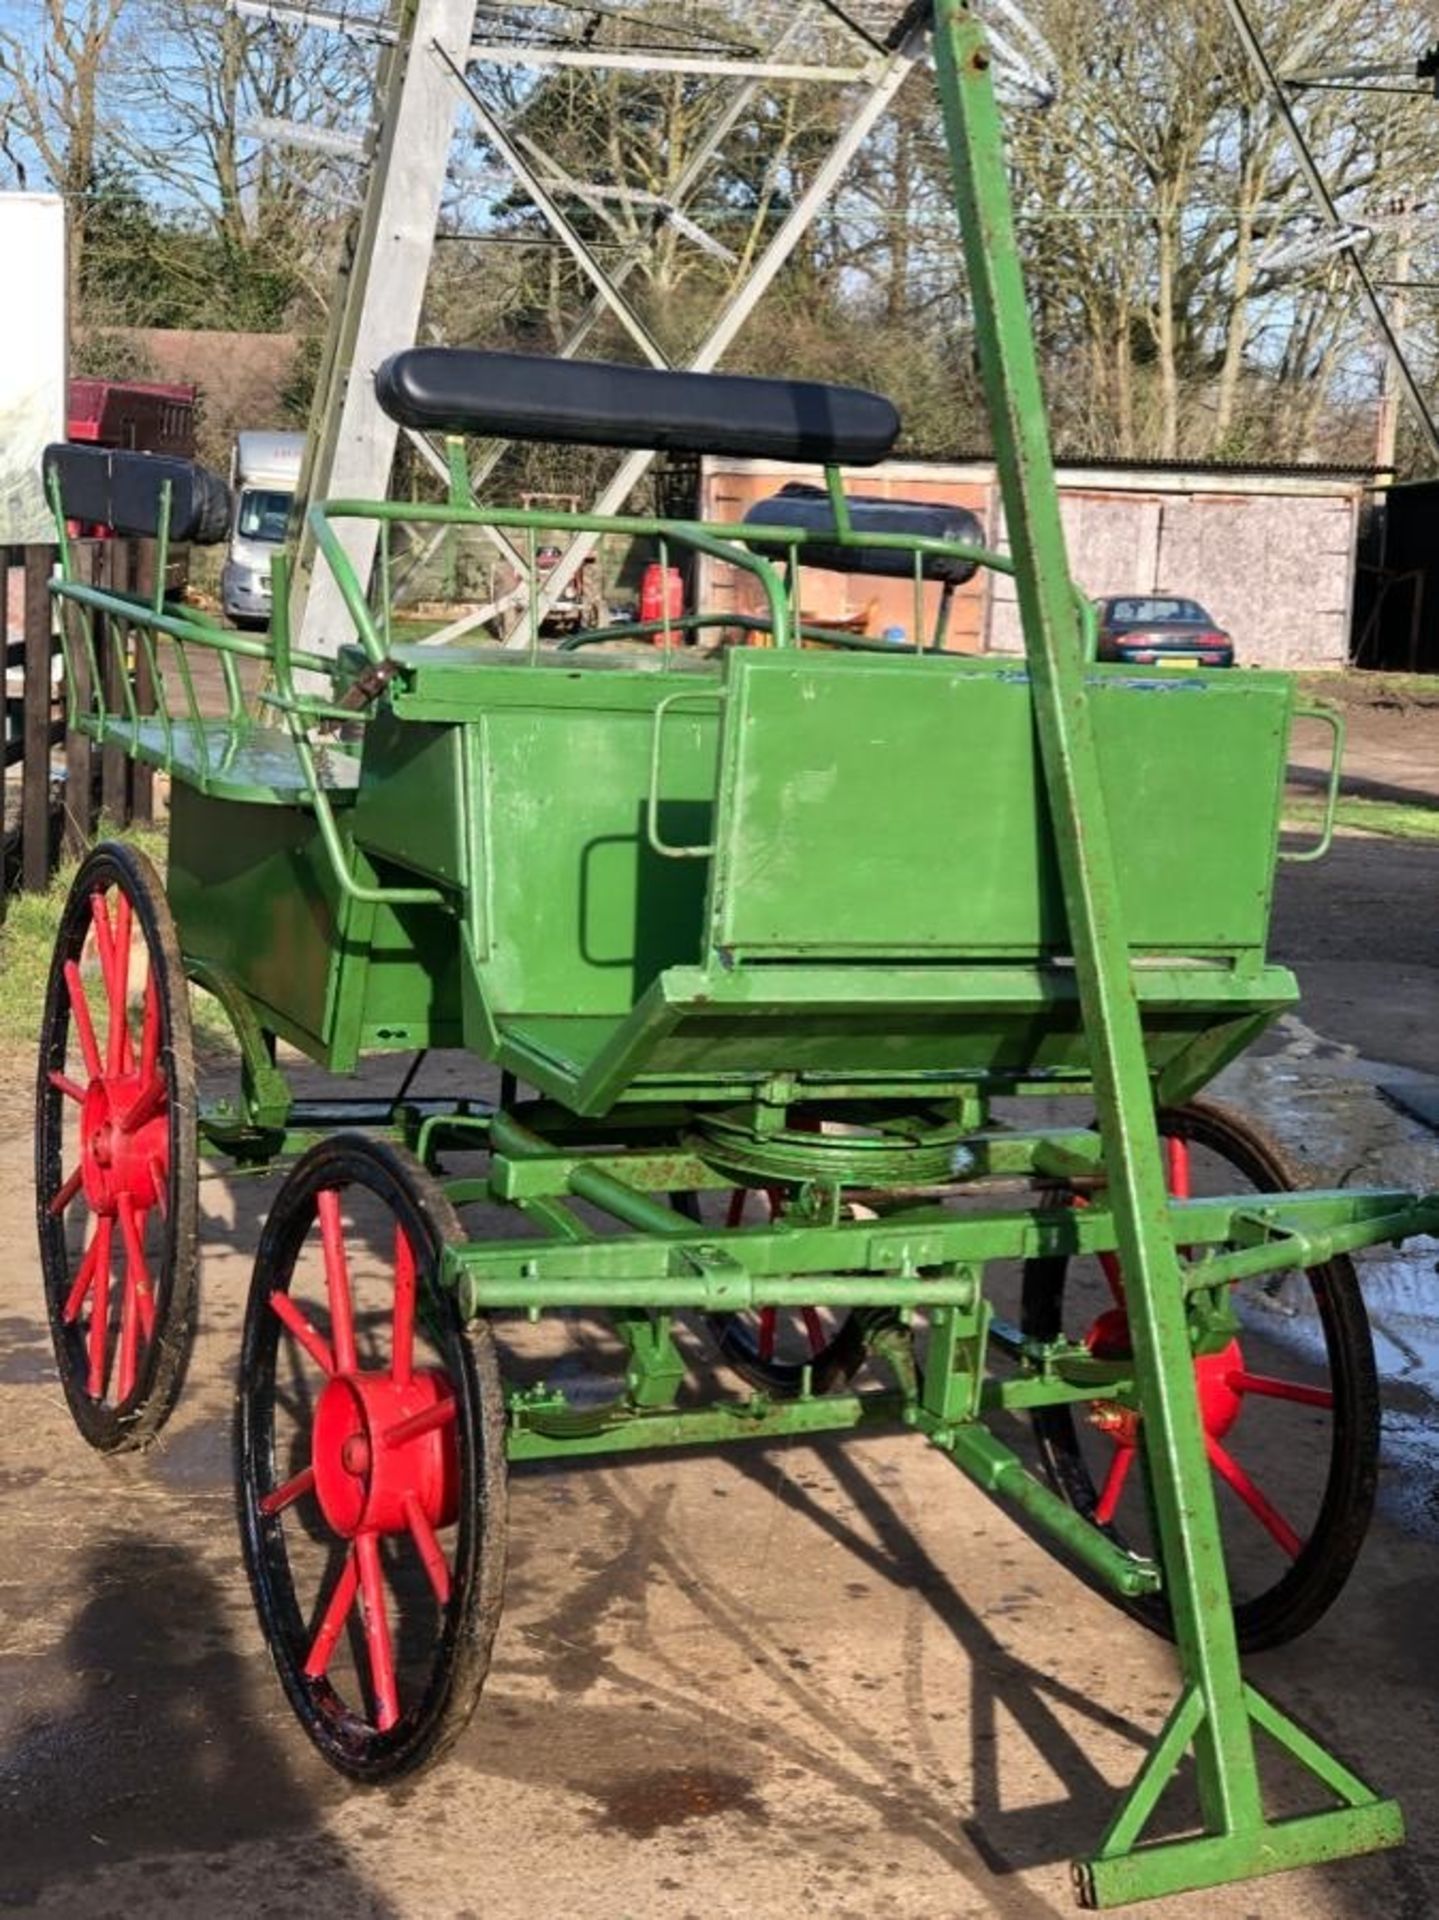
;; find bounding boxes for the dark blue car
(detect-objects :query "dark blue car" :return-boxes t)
[1094,594,1234,668]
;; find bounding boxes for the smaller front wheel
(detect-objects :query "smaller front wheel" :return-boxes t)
[236,1136,507,1781]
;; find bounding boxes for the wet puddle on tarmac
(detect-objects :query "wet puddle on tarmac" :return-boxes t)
[587,1765,768,1837]
[1222,1019,1439,1540]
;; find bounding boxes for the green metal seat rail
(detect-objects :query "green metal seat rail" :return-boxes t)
[312,488,1101,662]
[51,577,347,784]
[267,552,449,911]
[311,496,800,661]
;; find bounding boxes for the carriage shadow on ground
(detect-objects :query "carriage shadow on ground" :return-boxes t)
[722,1437,1156,1878]
[468,1438,1147,1917]
[722,1436,1439,1920]
[0,1528,399,1916]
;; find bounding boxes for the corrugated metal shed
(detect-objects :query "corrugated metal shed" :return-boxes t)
[699,455,1367,667]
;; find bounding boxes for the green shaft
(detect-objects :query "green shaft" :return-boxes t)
[928,1421,1158,1598]
[934,0,1261,1846]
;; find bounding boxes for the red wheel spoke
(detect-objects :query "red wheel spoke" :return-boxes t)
[147,1156,168,1221]
[1164,1134,1191,1201]
[392,1227,416,1387]
[757,1305,778,1362]
[261,1463,316,1517]
[117,1074,167,1137]
[725,1189,747,1227]
[382,1397,456,1451]
[140,972,160,1087]
[116,1253,140,1405]
[117,1194,157,1346]
[355,1531,401,1731]
[48,1166,83,1218]
[1094,1441,1134,1527]
[85,1216,114,1400]
[317,1189,359,1373]
[1097,1250,1125,1307]
[304,1548,359,1679]
[48,1070,86,1105]
[115,1198,144,1402]
[269,1289,336,1376]
[63,1231,102,1324]
[801,1307,827,1356]
[89,891,117,1008]
[1206,1436,1303,1559]
[107,891,134,1076]
[403,1491,452,1605]
[1229,1368,1332,1411]
[63,960,104,1082]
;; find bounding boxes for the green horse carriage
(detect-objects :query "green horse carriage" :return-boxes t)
[31,5,1439,1907]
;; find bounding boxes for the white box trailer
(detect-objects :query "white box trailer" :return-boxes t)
[1,193,64,769]
[221,429,305,626]
[0,192,65,549]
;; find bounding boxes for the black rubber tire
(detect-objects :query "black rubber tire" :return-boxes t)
[236,1134,508,1782]
[35,841,199,1450]
[710,1306,869,1398]
[670,1188,868,1398]
[1021,1096,1379,1651]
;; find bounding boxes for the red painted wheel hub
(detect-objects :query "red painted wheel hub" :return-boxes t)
[80,1075,167,1216]
[1193,1341,1245,1441]
[313,1367,459,1540]
[1085,1310,1245,1444]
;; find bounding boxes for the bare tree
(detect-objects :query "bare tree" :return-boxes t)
[0,0,126,319]
[115,0,372,323]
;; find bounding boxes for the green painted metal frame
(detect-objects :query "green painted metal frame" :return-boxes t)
[37,4,1439,1904]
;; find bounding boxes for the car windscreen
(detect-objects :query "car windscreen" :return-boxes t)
[1106,597,1210,626]
[237,488,293,544]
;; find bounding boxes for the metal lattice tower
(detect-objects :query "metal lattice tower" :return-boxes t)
[236,0,1052,654]
[1222,0,1439,466]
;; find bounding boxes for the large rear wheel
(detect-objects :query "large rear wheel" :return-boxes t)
[1021,1097,1379,1651]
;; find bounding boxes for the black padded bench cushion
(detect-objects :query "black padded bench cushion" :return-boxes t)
[375,349,901,466]
[743,483,984,583]
[44,444,231,545]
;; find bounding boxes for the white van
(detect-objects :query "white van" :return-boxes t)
[221,430,305,626]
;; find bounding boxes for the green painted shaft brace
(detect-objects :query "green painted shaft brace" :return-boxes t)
[933,2,1402,1903]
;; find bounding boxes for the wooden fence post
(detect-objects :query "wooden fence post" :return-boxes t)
[21,544,56,892]
[1,546,11,919]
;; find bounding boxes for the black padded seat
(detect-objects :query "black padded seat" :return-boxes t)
[375,348,901,466]
[44,444,231,544]
[743,482,984,583]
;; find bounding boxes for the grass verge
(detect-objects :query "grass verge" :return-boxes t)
[1284,794,1439,843]
[0,826,237,1060]
[0,827,168,1050]
[1296,669,1439,710]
